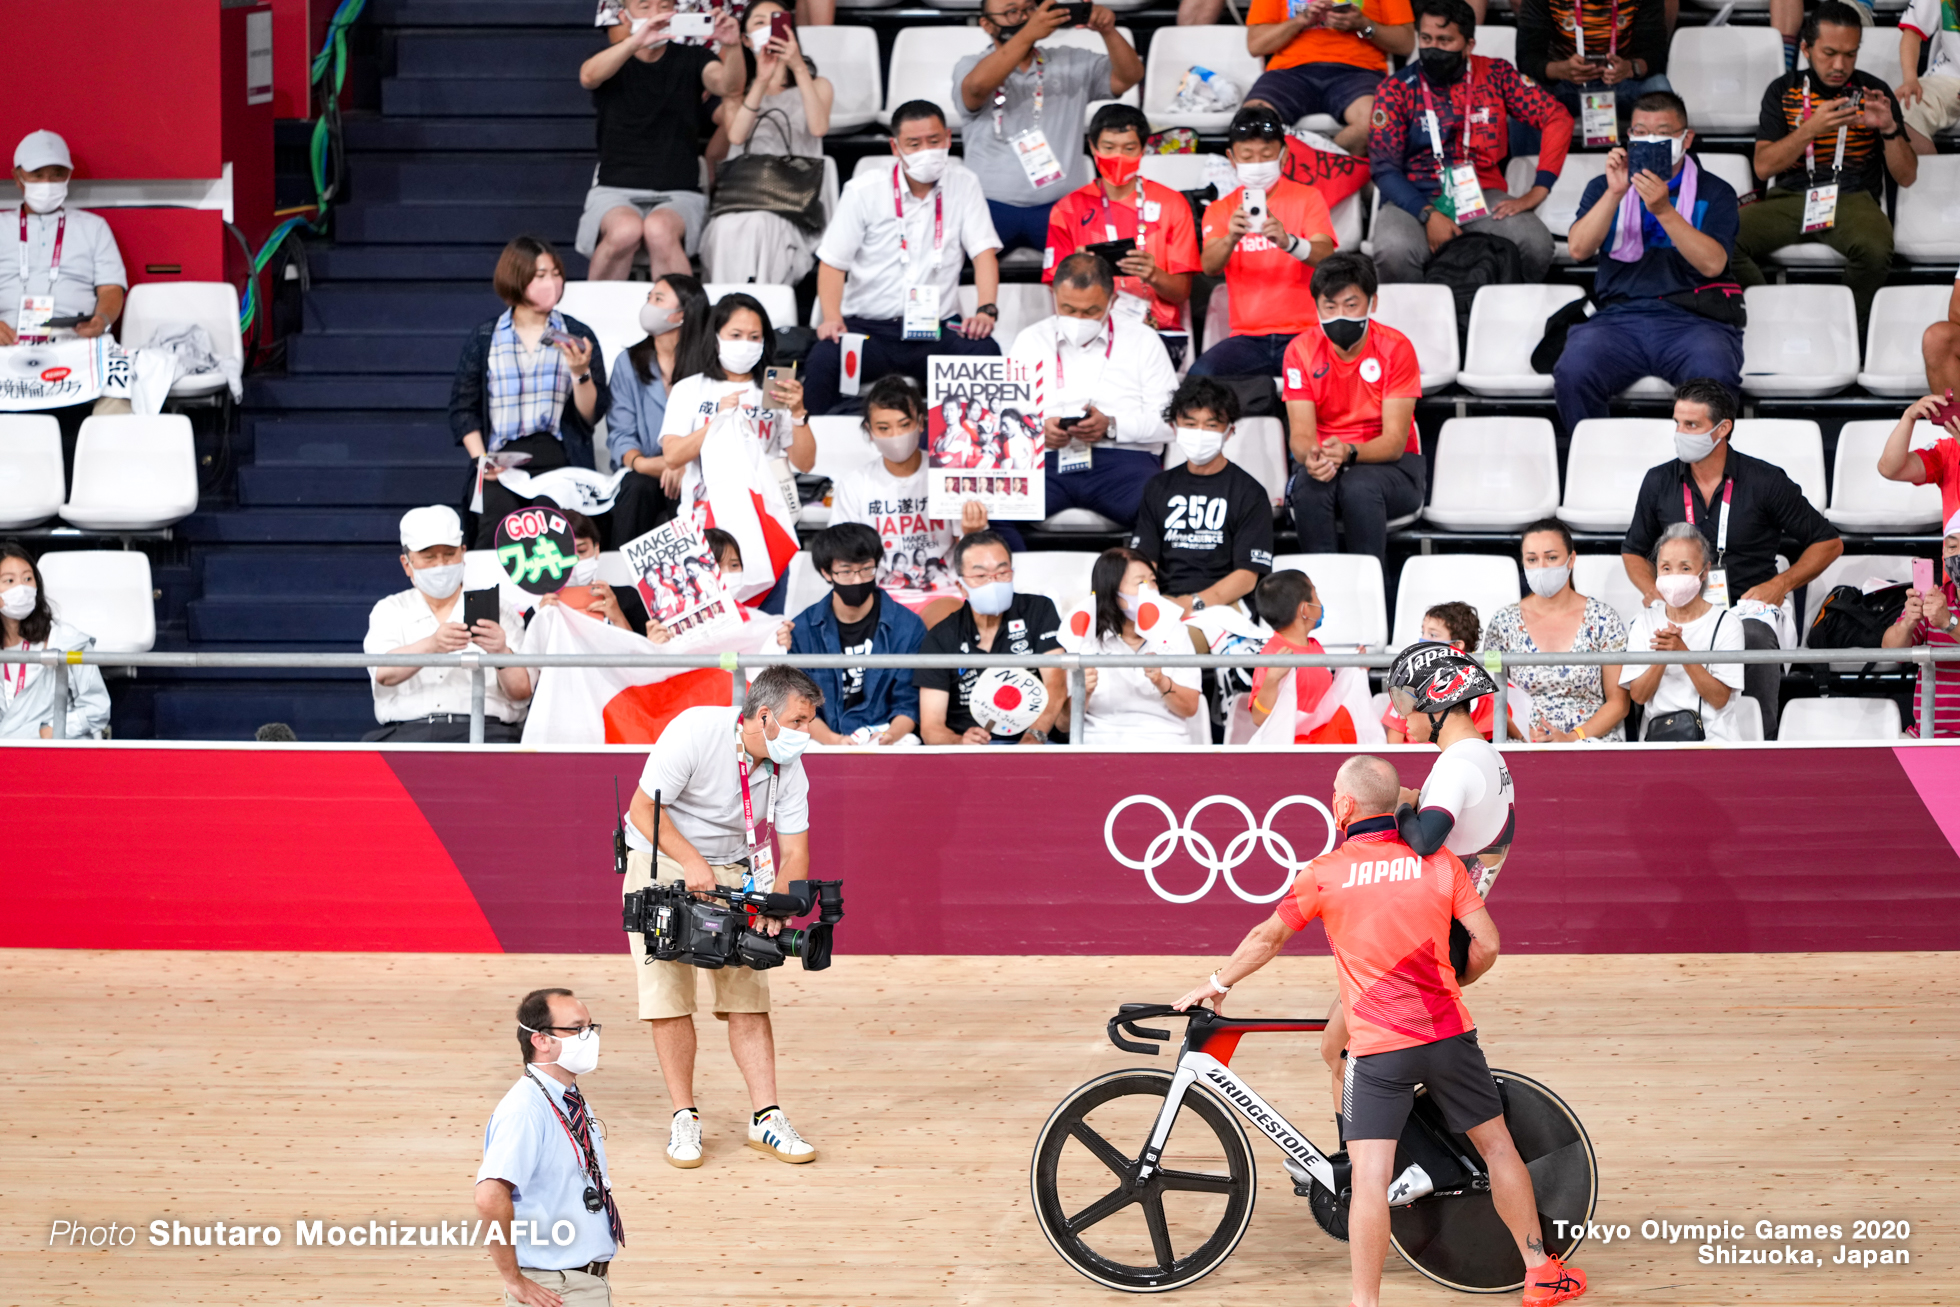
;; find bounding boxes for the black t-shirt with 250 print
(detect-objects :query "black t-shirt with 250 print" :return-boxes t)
[913,592,1063,736]
[1130,461,1275,597]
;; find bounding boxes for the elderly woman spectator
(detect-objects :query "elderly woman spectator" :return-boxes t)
[608,273,713,545]
[1073,547,1203,745]
[700,1,833,285]
[450,236,611,546]
[1482,518,1631,742]
[0,542,110,739]
[1881,512,1960,738]
[1620,521,1747,741]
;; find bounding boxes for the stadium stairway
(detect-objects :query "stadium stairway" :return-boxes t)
[128,0,602,740]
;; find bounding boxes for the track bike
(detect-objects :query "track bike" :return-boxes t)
[1030,1004,1598,1294]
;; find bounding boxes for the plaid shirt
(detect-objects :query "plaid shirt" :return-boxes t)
[1368,56,1571,218]
[484,308,573,450]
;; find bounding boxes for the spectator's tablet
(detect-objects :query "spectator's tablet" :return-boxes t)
[1085,239,1136,269]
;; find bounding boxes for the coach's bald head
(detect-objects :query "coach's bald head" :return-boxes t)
[1333,755,1400,826]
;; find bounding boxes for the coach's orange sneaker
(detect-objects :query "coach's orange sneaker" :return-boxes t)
[1522,1255,1586,1304]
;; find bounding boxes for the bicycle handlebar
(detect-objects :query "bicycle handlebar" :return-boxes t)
[1106,1003,1202,1054]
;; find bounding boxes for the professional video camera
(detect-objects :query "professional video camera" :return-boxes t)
[622,877,845,971]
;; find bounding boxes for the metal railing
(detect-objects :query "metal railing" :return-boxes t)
[4,644,1952,744]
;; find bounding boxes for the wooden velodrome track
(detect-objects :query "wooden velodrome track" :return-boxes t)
[3,948,1951,1306]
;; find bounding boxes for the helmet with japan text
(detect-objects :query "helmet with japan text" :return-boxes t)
[1387,642,1495,719]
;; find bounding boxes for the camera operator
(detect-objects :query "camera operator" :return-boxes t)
[475,988,622,1307]
[623,664,823,1168]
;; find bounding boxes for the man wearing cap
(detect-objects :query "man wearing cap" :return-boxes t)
[363,505,534,742]
[3,130,133,480]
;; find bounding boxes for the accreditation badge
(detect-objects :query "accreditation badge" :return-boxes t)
[902,286,942,341]
[1581,91,1618,148]
[1802,183,1839,234]
[1448,164,1489,223]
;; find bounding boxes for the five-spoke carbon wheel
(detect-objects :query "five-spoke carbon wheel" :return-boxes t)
[1031,1069,1256,1292]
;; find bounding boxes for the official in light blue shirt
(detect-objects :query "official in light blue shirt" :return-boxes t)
[475,989,621,1305]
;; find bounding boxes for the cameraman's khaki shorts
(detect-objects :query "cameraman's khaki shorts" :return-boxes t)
[624,849,771,1021]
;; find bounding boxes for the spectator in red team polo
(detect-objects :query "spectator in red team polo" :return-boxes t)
[1882,508,1960,738]
[1875,391,1960,529]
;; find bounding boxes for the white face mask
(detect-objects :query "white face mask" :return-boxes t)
[1235,158,1282,190]
[1175,426,1225,465]
[570,557,600,585]
[411,562,465,600]
[1118,585,1158,622]
[629,14,667,44]
[1631,133,1687,167]
[899,147,949,184]
[22,181,66,214]
[762,710,812,766]
[1524,564,1570,599]
[872,431,921,463]
[1057,314,1106,348]
[0,584,36,620]
[1656,572,1704,608]
[1674,425,1723,465]
[639,301,682,335]
[963,578,1015,616]
[718,337,765,375]
[530,1027,600,1076]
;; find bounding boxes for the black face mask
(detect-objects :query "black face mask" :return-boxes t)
[990,19,1027,42]
[1321,315,1369,350]
[832,579,878,608]
[1945,555,1960,586]
[1418,46,1466,85]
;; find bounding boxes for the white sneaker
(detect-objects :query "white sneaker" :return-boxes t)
[666,1109,703,1169]
[747,1107,816,1164]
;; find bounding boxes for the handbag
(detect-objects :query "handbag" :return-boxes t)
[1661,280,1748,327]
[1641,610,1727,742]
[709,107,826,235]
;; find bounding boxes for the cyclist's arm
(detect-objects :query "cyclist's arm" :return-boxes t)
[1171,912,1298,1013]
[1456,906,1499,984]
[1397,803,1456,856]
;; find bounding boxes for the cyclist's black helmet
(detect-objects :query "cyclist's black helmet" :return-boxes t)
[1387,642,1496,720]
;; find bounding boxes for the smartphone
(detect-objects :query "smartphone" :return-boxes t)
[763,363,799,410]
[1063,1,1094,23]
[1242,186,1267,222]
[1914,557,1936,594]
[45,313,93,329]
[464,588,500,629]
[1626,139,1673,181]
[1928,388,1960,429]
[1056,413,1085,431]
[1085,238,1136,268]
[770,10,792,41]
[670,12,714,36]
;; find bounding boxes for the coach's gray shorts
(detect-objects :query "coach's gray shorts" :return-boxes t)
[1342,1030,1505,1141]
[575,184,709,257]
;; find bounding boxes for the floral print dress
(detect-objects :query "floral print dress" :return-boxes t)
[1482,596,1630,740]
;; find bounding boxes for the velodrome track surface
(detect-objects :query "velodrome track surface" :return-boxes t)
[4,949,1951,1305]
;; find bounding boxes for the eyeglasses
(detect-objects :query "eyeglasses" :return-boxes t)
[539,1023,602,1040]
[986,3,1036,21]
[963,564,1014,583]
[828,564,878,583]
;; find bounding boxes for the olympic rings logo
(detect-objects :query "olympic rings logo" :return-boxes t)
[1103,794,1338,905]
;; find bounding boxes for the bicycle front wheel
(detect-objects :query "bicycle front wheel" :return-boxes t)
[1030,1068,1256,1293]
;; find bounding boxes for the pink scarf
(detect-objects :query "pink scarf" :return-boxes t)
[1608,154,1699,263]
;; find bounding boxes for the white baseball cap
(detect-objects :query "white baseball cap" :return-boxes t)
[14,130,73,173]
[1945,507,1960,539]
[399,504,464,552]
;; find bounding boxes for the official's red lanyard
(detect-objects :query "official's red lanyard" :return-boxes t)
[1054,316,1114,389]
[1418,72,1478,169]
[525,1068,608,1193]
[993,48,1044,138]
[1801,79,1849,183]
[1572,0,1616,59]
[735,723,776,852]
[18,208,64,286]
[1097,179,1149,247]
[1683,477,1733,564]
[892,163,944,280]
[2,641,27,697]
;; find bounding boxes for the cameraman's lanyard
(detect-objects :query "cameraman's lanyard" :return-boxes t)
[1572,0,1619,145]
[1800,78,1848,233]
[894,163,946,340]
[996,50,1065,191]
[1683,477,1734,609]
[524,1068,624,1246]
[736,726,780,892]
[16,208,66,344]
[1054,320,1114,474]
[1420,73,1488,223]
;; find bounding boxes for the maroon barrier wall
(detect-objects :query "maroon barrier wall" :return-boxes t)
[5,746,1959,955]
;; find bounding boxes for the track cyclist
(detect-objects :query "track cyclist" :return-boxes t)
[1173,755,1586,1307]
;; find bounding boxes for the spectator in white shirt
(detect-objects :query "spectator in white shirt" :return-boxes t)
[0,541,111,740]
[1008,252,1177,529]
[3,130,133,486]
[1075,546,1204,746]
[1899,0,1960,153]
[803,101,1004,416]
[1620,521,1748,741]
[362,505,534,743]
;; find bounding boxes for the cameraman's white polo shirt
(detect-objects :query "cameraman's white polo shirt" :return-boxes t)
[626,705,809,863]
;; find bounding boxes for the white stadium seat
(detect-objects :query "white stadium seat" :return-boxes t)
[119,281,242,401]
[1272,552,1386,649]
[1423,418,1561,530]
[1670,27,1787,132]
[1391,554,1521,651]
[1827,420,1944,531]
[1697,150,1757,203]
[60,414,199,531]
[1729,693,1766,742]
[1459,284,1585,397]
[881,26,991,129]
[783,550,828,616]
[557,281,651,380]
[1558,418,1675,533]
[1740,285,1859,396]
[1163,415,1289,509]
[1139,153,1213,193]
[1474,25,1516,65]
[1012,550,1098,616]
[0,414,65,530]
[1042,508,1124,531]
[1802,554,1915,631]
[1730,419,1828,512]
[1894,155,1960,262]
[1142,27,1266,133]
[35,550,156,653]
[1779,697,1903,740]
[1330,190,1363,255]
[595,549,633,586]
[1571,553,1649,630]
[1372,283,1460,392]
[795,25,880,131]
[800,415,877,526]
[1537,153,1608,240]
[838,0,901,10]
[959,283,1052,347]
[705,282,797,333]
[1860,284,1951,396]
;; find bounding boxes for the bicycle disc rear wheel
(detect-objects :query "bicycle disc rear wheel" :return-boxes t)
[1390,1069,1598,1293]
[1030,1068,1256,1293]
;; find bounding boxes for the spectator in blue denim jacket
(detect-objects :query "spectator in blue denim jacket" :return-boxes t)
[786,522,925,744]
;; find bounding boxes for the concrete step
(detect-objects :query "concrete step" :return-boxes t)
[383,76,593,117]
[150,682,383,742]
[394,29,603,75]
[238,461,462,507]
[333,200,583,244]
[348,153,596,203]
[343,116,597,153]
[198,547,408,596]
[251,417,457,464]
[245,373,452,409]
[301,281,506,332]
[306,241,588,281]
[287,330,470,373]
[177,507,420,545]
[188,595,385,643]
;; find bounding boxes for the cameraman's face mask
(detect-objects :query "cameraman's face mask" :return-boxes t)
[760,707,812,766]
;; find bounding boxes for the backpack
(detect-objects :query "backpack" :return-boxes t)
[1531,295,1595,374]
[1807,583,1910,651]
[1423,231,1522,342]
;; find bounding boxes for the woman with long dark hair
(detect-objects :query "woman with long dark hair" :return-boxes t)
[0,542,111,738]
[1074,546,1202,746]
[608,272,713,544]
